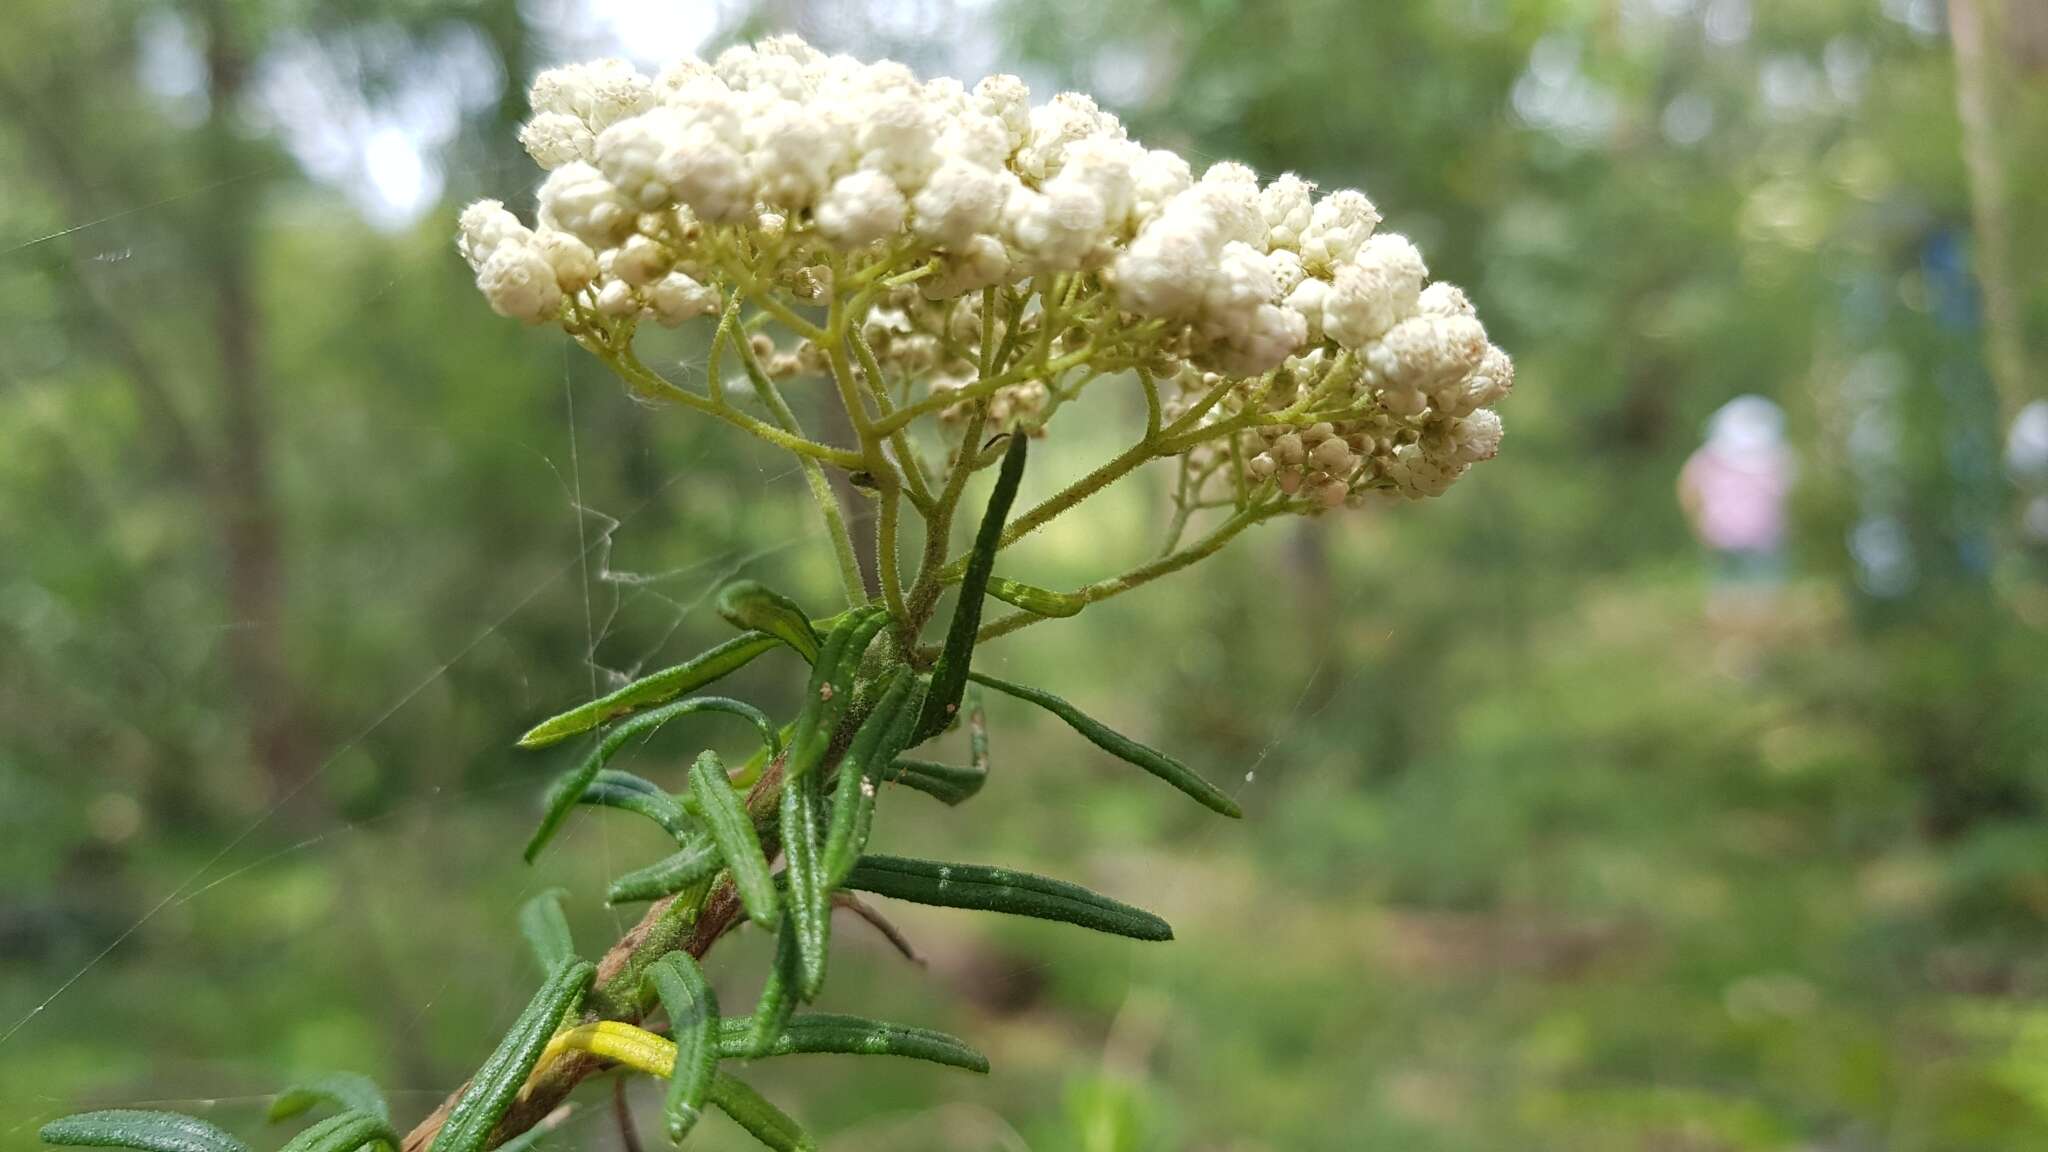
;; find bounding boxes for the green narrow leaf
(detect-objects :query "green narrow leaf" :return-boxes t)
[780,766,831,1001]
[605,840,723,905]
[575,770,695,841]
[845,854,1172,942]
[967,684,989,773]
[823,669,920,887]
[747,916,801,1056]
[967,671,1242,818]
[785,609,890,784]
[878,758,987,806]
[986,576,1084,618]
[687,750,779,925]
[40,1111,250,1152]
[429,958,596,1152]
[525,695,779,863]
[269,1073,390,1125]
[644,954,719,1143]
[277,1111,397,1152]
[715,580,821,663]
[517,633,781,748]
[707,1073,814,1152]
[716,1014,990,1073]
[918,434,1028,740]
[517,889,576,975]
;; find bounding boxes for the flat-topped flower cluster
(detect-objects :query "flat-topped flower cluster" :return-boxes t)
[458,34,1513,509]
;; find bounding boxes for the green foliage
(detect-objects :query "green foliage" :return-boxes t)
[274,1112,396,1152]
[842,855,1174,942]
[918,434,1028,741]
[715,581,822,664]
[723,1014,990,1073]
[40,1112,250,1152]
[516,889,576,975]
[707,1073,814,1152]
[969,671,1242,817]
[268,1075,390,1126]
[429,958,594,1152]
[524,695,778,862]
[687,748,780,925]
[645,955,719,1142]
[516,634,784,749]
[879,756,989,805]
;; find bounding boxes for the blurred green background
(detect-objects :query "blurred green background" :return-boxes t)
[6,1,2048,1148]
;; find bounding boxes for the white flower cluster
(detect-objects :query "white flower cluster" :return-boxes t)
[460,35,1514,510]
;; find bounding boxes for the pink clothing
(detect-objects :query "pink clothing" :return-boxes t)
[1681,447,1792,553]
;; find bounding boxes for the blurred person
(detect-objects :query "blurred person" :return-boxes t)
[2006,400,2048,553]
[1679,396,1796,615]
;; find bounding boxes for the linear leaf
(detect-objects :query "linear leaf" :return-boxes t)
[524,695,778,863]
[715,1014,989,1073]
[644,954,719,1142]
[747,915,801,1056]
[605,840,722,905]
[845,854,1172,941]
[575,770,695,841]
[917,434,1027,740]
[878,758,987,806]
[715,580,821,663]
[780,767,831,1001]
[277,1111,397,1152]
[967,671,1241,818]
[517,633,781,748]
[707,1074,814,1152]
[986,576,1084,618]
[40,1112,250,1152]
[824,669,920,887]
[428,958,595,1152]
[517,889,575,976]
[687,750,778,925]
[268,1074,389,1125]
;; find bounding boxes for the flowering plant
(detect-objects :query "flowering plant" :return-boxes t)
[41,34,1512,1152]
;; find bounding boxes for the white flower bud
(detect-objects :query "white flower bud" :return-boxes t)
[476,241,563,324]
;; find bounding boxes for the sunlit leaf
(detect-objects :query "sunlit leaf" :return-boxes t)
[516,633,782,749]
[715,580,820,663]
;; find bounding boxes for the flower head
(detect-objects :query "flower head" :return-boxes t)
[460,35,1514,512]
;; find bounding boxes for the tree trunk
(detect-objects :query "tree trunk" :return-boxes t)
[200,1,315,808]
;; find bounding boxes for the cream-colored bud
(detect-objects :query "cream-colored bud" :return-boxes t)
[1273,432,1306,467]
[1311,437,1353,471]
[1247,452,1277,480]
